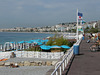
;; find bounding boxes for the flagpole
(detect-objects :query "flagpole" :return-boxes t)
[76,9,78,42]
[82,20,84,34]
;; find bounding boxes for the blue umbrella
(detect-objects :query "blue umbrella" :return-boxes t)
[33,40,39,43]
[50,45,61,48]
[10,42,14,43]
[61,45,70,49]
[30,40,34,42]
[18,41,25,44]
[44,39,49,42]
[40,45,46,47]
[41,39,49,44]
[36,39,41,42]
[47,46,51,48]
[41,40,45,43]
[37,42,43,45]
[40,45,51,50]
[26,41,33,43]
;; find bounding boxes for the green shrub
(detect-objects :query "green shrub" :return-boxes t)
[46,36,72,46]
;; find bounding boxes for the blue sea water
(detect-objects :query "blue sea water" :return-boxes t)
[0,32,54,44]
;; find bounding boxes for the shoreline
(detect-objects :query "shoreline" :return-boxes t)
[0,31,56,34]
[0,31,76,35]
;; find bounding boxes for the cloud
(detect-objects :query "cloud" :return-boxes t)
[0,0,100,28]
[16,6,23,10]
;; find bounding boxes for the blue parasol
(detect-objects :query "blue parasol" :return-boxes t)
[40,45,50,50]
[61,45,70,49]
[50,45,61,48]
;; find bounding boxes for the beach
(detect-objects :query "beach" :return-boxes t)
[3,57,59,62]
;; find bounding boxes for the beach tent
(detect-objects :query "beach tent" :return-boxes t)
[40,45,51,50]
[10,42,16,50]
[17,41,26,50]
[61,45,70,49]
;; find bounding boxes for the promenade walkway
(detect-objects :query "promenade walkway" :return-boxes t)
[67,37,100,75]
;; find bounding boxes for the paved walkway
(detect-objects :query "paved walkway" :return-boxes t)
[67,37,100,75]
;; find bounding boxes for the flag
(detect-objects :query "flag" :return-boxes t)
[78,12,83,20]
[78,26,83,32]
[78,28,83,32]
[82,20,86,24]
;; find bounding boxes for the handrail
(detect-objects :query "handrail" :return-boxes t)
[51,38,82,75]
[51,48,73,75]
[76,37,82,45]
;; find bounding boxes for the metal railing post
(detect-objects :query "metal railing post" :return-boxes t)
[65,59,66,67]
[56,70,58,75]
[63,62,64,71]
[60,66,62,75]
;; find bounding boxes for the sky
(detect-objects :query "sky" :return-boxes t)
[0,0,100,28]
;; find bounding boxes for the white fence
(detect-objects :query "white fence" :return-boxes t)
[51,38,82,75]
[0,52,11,59]
[0,51,64,59]
[15,51,64,59]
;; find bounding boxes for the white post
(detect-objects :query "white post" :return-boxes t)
[28,43,29,49]
[7,43,9,50]
[61,27,62,32]
[60,66,62,75]
[67,56,68,64]
[3,44,5,52]
[63,62,64,71]
[76,9,79,42]
[0,45,3,50]
[14,42,16,50]
[65,59,66,67]
[16,43,18,51]
[37,51,38,58]
[1,45,3,50]
[56,71,58,75]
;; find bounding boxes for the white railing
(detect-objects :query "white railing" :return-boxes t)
[51,47,73,75]
[0,52,11,59]
[0,51,64,59]
[14,51,63,59]
[51,38,82,75]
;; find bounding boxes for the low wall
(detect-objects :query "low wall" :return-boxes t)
[0,60,58,67]
[0,51,64,59]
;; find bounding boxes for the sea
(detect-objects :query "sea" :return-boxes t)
[0,32,54,45]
